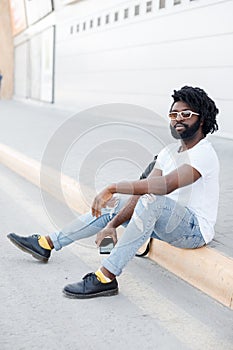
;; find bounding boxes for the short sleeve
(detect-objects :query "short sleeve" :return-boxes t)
[187,141,219,177]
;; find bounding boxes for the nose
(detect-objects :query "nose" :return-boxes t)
[176,112,183,121]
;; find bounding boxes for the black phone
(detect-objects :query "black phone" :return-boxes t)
[99,237,114,254]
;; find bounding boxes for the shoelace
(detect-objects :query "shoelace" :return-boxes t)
[82,273,95,282]
[82,273,98,287]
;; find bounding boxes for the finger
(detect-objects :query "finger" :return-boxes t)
[96,239,101,247]
[91,201,100,217]
[112,236,118,246]
[91,199,96,217]
[91,207,95,217]
[92,208,99,218]
[95,209,101,218]
[95,235,104,247]
[92,199,100,217]
[95,234,100,245]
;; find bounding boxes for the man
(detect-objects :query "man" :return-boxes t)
[8,86,219,299]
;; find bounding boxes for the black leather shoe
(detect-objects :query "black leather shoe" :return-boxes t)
[7,233,51,262]
[63,272,119,299]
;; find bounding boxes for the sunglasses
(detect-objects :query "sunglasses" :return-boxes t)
[168,110,200,121]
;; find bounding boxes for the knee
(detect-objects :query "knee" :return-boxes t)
[134,194,166,218]
[138,194,157,209]
[132,194,156,218]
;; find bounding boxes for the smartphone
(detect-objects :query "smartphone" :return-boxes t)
[99,237,114,254]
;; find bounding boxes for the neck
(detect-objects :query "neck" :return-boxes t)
[179,131,205,151]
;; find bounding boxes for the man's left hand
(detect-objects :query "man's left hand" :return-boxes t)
[95,225,117,247]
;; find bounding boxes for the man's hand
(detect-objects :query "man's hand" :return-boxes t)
[95,225,117,247]
[91,187,115,217]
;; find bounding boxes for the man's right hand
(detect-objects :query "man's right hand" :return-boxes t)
[95,225,117,247]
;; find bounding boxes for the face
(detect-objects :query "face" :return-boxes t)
[169,101,201,140]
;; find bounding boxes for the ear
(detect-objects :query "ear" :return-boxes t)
[199,116,204,126]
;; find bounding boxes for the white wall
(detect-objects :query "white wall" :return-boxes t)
[13,0,233,138]
[55,0,233,138]
[14,41,29,98]
[14,26,55,103]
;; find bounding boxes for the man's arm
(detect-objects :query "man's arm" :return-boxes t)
[95,195,140,246]
[95,167,162,246]
[92,164,201,217]
[110,164,200,196]
[108,166,163,227]
[109,195,140,227]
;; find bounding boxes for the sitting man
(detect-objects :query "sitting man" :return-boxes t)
[8,86,219,299]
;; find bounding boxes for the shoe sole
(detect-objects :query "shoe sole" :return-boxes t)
[7,234,49,263]
[62,288,119,299]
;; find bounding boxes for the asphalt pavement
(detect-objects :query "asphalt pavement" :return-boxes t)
[0,99,233,349]
[0,163,233,350]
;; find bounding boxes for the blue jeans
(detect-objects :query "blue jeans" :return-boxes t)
[50,194,205,276]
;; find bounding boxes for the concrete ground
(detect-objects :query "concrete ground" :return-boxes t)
[0,163,233,350]
[0,100,232,257]
[0,100,233,349]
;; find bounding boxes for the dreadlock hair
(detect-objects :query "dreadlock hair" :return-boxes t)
[171,86,219,137]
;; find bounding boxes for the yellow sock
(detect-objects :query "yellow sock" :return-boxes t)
[38,236,52,250]
[95,269,112,284]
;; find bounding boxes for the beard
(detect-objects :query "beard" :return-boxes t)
[170,118,201,140]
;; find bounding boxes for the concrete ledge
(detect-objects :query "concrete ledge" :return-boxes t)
[0,143,91,213]
[0,142,233,309]
[149,240,233,309]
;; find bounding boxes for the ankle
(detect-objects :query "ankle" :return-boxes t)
[38,236,54,250]
[45,236,54,249]
[100,267,115,280]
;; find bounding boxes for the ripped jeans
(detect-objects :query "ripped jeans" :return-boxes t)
[50,194,205,276]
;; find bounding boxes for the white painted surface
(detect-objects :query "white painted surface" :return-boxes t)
[14,0,233,137]
[14,41,29,98]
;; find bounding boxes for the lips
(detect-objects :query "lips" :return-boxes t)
[175,123,186,132]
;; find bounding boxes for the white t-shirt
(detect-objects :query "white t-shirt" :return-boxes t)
[156,139,219,243]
